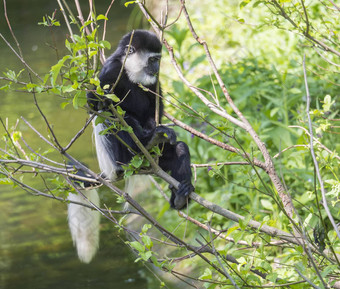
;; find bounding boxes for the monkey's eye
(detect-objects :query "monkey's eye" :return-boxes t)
[124,45,136,55]
[149,56,160,62]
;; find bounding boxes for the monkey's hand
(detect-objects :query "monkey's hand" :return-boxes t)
[146,126,177,149]
[87,91,114,112]
[169,180,194,210]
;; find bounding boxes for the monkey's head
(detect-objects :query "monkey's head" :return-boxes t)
[117,30,162,86]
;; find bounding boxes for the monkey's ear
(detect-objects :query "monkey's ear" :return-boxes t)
[124,45,136,55]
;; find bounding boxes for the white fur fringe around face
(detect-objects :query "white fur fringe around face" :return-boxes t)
[123,51,161,86]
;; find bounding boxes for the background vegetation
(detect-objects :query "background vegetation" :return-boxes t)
[1,0,339,288]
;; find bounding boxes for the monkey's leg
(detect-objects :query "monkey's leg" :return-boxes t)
[159,142,194,210]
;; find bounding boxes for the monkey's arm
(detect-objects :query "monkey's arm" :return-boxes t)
[87,91,114,112]
[124,116,177,151]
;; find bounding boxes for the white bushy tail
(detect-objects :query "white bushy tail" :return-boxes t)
[67,189,100,263]
[124,175,151,208]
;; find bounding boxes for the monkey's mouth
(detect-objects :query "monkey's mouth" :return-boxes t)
[144,66,159,77]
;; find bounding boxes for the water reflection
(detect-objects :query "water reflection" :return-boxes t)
[0,1,162,288]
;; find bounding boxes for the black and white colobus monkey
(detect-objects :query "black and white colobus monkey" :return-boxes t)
[87,30,194,210]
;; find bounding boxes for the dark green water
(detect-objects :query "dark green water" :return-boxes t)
[0,1,167,288]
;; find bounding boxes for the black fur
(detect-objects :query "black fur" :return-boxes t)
[87,30,194,210]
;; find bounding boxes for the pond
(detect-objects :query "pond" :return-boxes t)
[0,1,176,288]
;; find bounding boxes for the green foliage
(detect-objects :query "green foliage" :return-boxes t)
[156,0,340,286]
[38,14,60,27]
[11,15,112,112]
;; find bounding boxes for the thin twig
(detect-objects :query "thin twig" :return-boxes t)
[3,0,24,57]
[273,144,308,159]
[300,0,310,36]
[0,33,42,81]
[74,0,90,35]
[0,117,21,158]
[57,0,76,43]
[289,125,340,161]
[295,267,322,289]
[110,30,135,92]
[326,0,340,11]
[21,117,57,149]
[32,93,63,150]
[206,224,241,288]
[303,54,340,242]
[192,161,250,168]
[164,112,267,170]
[0,168,134,215]
[63,115,95,151]
[101,0,115,62]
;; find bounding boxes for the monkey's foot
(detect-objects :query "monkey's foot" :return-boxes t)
[169,180,194,210]
[154,126,177,145]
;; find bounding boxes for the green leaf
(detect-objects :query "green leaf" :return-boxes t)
[226,225,240,236]
[125,1,136,7]
[200,268,212,280]
[141,224,152,234]
[130,156,143,168]
[99,40,111,50]
[72,81,79,89]
[233,230,243,243]
[72,91,87,109]
[253,1,264,7]
[25,83,38,92]
[240,0,251,8]
[239,214,252,230]
[12,131,22,142]
[50,55,70,85]
[96,14,108,21]
[62,85,75,93]
[129,241,145,253]
[244,234,255,246]
[117,106,125,116]
[0,177,12,185]
[260,260,272,272]
[150,145,161,156]
[270,107,280,117]
[38,16,47,26]
[141,251,152,261]
[322,94,334,112]
[65,39,71,51]
[288,87,302,94]
[0,84,10,91]
[142,235,153,249]
[106,94,120,102]
[260,199,274,211]
[4,69,24,81]
[90,78,100,86]
[189,55,206,69]
[247,274,261,283]
[89,50,98,58]
[60,102,69,109]
[321,265,338,278]
[124,170,133,178]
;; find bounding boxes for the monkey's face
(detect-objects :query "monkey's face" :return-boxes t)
[123,45,161,86]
